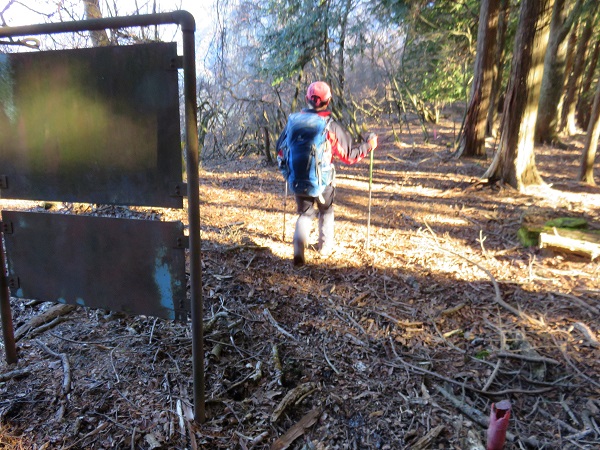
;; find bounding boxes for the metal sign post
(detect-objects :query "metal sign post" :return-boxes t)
[0,11,205,423]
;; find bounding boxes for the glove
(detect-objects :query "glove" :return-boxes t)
[367,133,378,151]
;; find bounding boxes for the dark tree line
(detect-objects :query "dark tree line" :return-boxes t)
[2,0,600,187]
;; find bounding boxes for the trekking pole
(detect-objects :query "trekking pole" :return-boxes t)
[366,147,374,251]
[283,180,288,242]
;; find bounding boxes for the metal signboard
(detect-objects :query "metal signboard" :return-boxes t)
[0,11,205,422]
[0,42,182,207]
[2,210,189,321]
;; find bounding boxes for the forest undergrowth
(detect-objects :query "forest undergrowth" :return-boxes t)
[1,114,599,449]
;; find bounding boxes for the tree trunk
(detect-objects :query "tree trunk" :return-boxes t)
[578,78,600,184]
[557,21,579,126]
[576,37,600,129]
[535,0,582,145]
[486,0,510,138]
[83,0,110,46]
[337,0,352,93]
[483,0,554,190]
[560,4,598,135]
[457,0,500,158]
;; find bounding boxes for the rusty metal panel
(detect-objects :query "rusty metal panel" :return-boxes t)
[2,210,189,321]
[0,43,182,207]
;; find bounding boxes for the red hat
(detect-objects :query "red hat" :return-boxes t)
[306,81,331,107]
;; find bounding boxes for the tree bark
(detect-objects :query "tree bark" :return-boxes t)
[486,0,510,138]
[576,37,600,129]
[578,78,600,184]
[457,0,500,158]
[483,0,554,190]
[535,0,583,145]
[557,21,579,125]
[560,4,598,135]
[83,0,110,46]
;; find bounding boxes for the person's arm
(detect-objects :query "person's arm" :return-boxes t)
[329,121,377,164]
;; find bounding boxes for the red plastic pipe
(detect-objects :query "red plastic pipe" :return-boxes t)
[487,400,511,450]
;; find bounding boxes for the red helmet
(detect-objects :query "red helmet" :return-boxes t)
[306,81,331,107]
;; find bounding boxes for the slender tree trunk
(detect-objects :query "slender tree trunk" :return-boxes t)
[557,21,579,126]
[337,0,352,93]
[483,0,554,190]
[291,71,303,113]
[83,0,110,46]
[457,0,500,158]
[535,0,582,145]
[486,0,510,138]
[560,4,598,135]
[578,78,600,184]
[576,37,600,129]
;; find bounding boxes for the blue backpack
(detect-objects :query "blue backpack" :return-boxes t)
[279,112,333,197]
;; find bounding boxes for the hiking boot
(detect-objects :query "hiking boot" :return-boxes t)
[318,245,334,259]
[293,254,305,267]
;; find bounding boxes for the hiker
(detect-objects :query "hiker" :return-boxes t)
[276,81,378,266]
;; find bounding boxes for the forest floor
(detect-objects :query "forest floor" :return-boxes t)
[1,114,600,450]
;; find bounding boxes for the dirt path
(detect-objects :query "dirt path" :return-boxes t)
[1,121,599,449]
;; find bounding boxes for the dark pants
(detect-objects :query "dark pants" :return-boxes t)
[293,185,335,258]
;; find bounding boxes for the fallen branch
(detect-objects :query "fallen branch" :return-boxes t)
[270,408,321,450]
[554,293,600,316]
[551,335,600,390]
[62,422,109,450]
[272,344,283,386]
[435,384,545,448]
[421,225,545,328]
[323,345,341,375]
[263,309,297,341]
[0,366,33,382]
[271,382,317,423]
[35,339,71,421]
[410,424,445,450]
[572,322,599,348]
[29,315,72,339]
[495,351,560,365]
[15,304,76,341]
[386,356,554,397]
[35,339,71,395]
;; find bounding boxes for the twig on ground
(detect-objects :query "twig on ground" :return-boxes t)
[271,382,317,423]
[270,408,321,450]
[272,344,283,386]
[495,351,561,365]
[110,344,121,383]
[0,366,34,382]
[16,304,76,341]
[263,309,297,341]
[410,424,445,450]
[323,345,341,375]
[35,339,71,395]
[571,321,599,348]
[387,356,554,397]
[551,335,600,389]
[435,384,546,449]
[555,293,600,316]
[421,223,545,328]
[62,422,110,450]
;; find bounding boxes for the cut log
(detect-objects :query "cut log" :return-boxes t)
[539,228,600,260]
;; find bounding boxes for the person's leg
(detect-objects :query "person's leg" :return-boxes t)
[317,185,335,256]
[293,195,316,266]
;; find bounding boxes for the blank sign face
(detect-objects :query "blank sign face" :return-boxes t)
[3,210,190,321]
[0,42,182,207]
